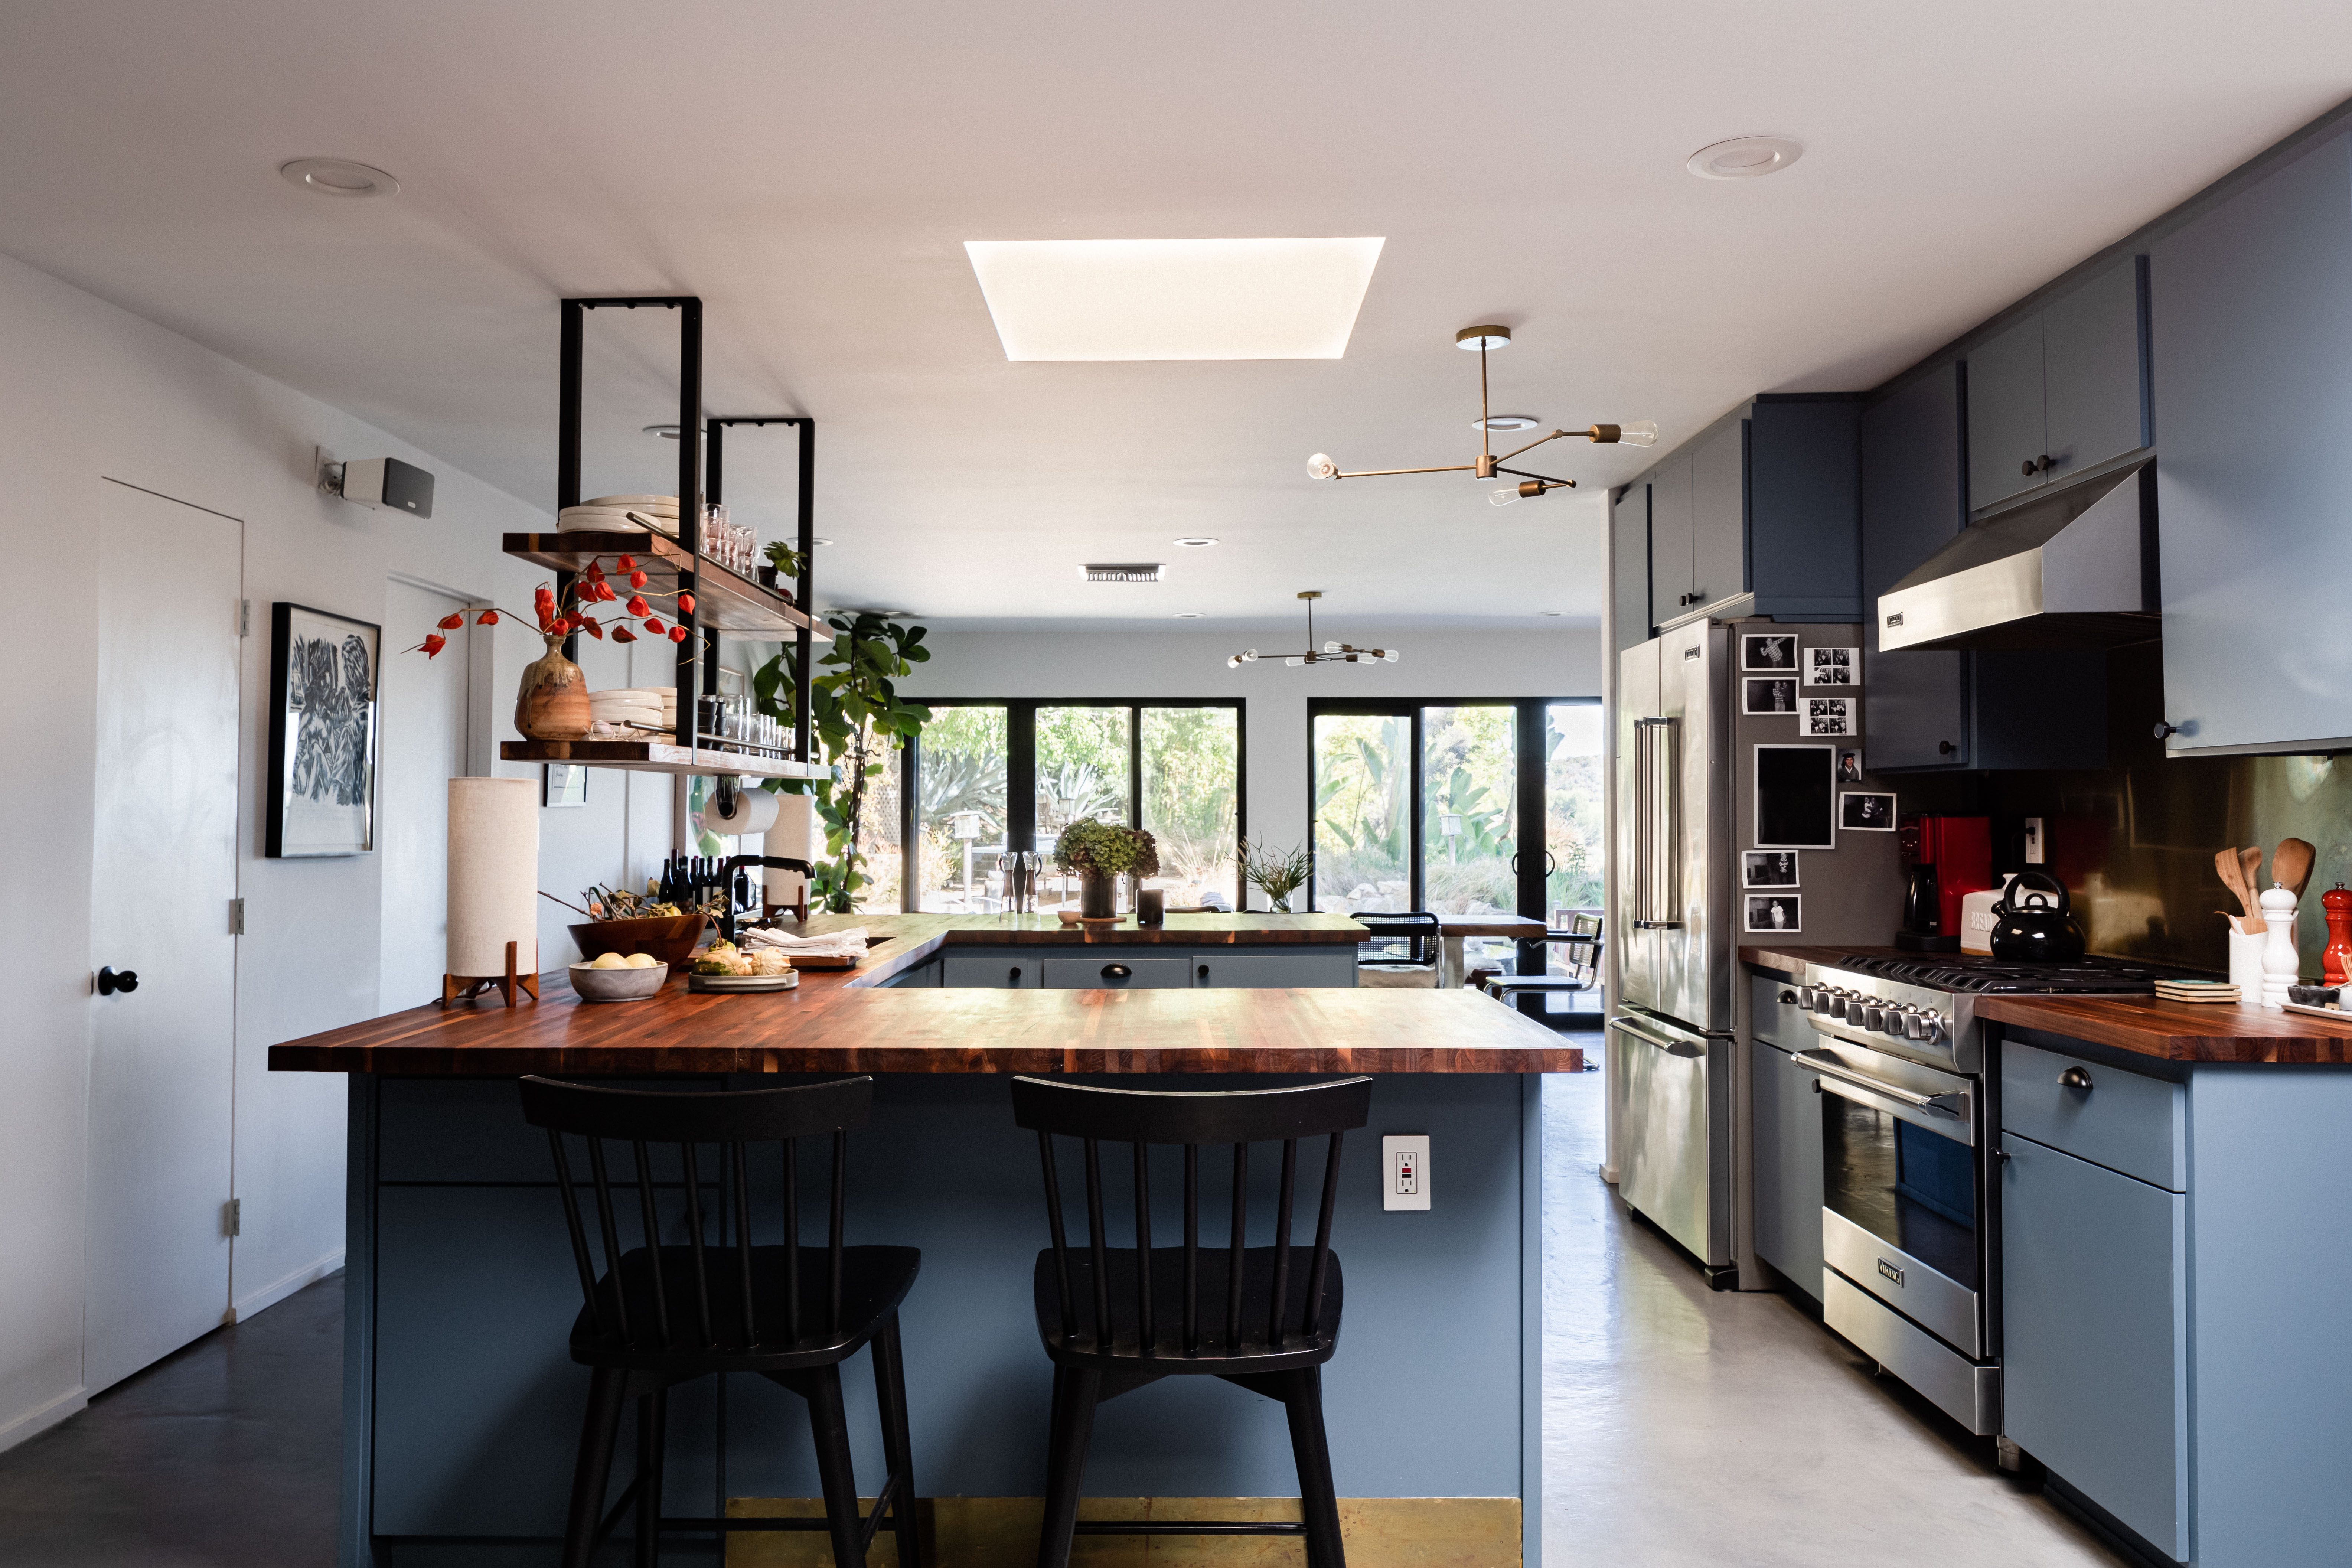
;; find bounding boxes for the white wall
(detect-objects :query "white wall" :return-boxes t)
[901,625,1603,902]
[0,248,666,1449]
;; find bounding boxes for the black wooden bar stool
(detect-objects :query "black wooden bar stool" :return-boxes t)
[1009,1074,1374,1568]
[518,1075,921,1568]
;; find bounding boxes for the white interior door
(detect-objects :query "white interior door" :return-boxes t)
[378,580,472,1012]
[87,480,241,1393]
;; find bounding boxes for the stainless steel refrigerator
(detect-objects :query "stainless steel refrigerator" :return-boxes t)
[1610,620,1898,1284]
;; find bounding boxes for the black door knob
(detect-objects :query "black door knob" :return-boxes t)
[1938,741,1957,756]
[2153,721,2179,739]
[97,966,138,995]
[1102,964,1131,980]
[1198,964,1210,982]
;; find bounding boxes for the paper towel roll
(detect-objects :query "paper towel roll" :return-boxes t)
[708,785,780,835]
[769,791,815,862]
[447,778,539,977]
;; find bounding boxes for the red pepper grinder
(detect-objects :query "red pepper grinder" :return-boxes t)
[2322,884,2352,987]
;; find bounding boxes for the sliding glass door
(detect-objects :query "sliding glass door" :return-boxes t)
[909,706,1009,912]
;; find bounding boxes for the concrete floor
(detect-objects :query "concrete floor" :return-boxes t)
[0,1073,2128,1567]
[1540,1069,2126,1567]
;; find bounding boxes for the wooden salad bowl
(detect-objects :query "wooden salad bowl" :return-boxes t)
[568,913,707,969]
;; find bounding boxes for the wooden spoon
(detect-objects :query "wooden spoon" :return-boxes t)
[2275,837,2316,899]
[2242,846,2268,910]
[2220,847,2266,933]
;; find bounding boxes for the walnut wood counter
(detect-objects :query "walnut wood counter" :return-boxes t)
[1739,943,2352,1064]
[272,913,1585,1076]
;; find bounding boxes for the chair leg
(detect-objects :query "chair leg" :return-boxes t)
[1034,1366,1101,1568]
[635,1388,669,1568]
[1282,1368,1345,1568]
[871,1313,921,1568]
[561,1367,630,1568]
[805,1364,867,1568]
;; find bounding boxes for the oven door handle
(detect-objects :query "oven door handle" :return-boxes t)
[1792,1049,1968,1116]
[1610,1014,1708,1059]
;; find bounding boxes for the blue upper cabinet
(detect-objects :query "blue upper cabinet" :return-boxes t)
[1646,452,1695,631]
[1966,257,2149,516]
[1611,481,1651,653]
[2150,130,2352,756]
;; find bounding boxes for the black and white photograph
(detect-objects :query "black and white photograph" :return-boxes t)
[1741,632,1797,672]
[1839,749,1863,783]
[1753,744,1837,848]
[1743,894,1802,933]
[266,602,379,857]
[1742,850,1800,889]
[1804,645,1859,686]
[543,763,588,808]
[1743,676,1798,715]
[1840,790,1899,831]
[1803,696,1856,736]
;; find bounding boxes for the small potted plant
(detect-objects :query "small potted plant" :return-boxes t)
[1054,820,1160,920]
[1240,839,1311,914]
[759,540,805,600]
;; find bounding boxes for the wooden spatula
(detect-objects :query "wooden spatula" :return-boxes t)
[2242,846,2268,912]
[2218,848,2262,932]
[2275,837,2316,899]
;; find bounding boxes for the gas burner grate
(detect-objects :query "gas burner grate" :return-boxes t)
[1829,953,2211,995]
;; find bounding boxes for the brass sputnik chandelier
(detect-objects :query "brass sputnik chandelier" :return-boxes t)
[1306,325,1657,505]
[1226,591,1399,669]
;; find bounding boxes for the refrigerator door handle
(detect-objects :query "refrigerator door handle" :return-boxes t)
[1609,1014,1708,1058]
[1634,716,1681,929]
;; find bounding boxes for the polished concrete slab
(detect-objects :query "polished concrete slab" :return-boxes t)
[1540,1069,2126,1567]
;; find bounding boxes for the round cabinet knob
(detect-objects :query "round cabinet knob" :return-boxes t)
[97,966,138,996]
[1102,964,1131,981]
[1198,964,1210,982]
[2153,721,2180,740]
[1938,741,1957,756]
[1009,965,1022,985]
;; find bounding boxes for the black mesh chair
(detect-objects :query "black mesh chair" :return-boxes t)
[518,1075,921,1568]
[1351,911,1440,988]
[1010,1074,1374,1568]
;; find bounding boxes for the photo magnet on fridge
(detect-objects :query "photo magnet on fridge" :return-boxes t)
[1741,633,1797,672]
[1753,745,1836,848]
[1743,894,1802,933]
[1804,646,1859,686]
[1803,697,1856,736]
[1840,790,1899,831]
[1838,749,1862,783]
[1742,850,1800,889]
[1743,677,1798,715]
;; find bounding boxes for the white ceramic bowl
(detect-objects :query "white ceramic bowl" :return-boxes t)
[583,495,680,512]
[569,960,669,1003]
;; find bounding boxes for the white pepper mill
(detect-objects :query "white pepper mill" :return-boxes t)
[2260,884,2300,1010]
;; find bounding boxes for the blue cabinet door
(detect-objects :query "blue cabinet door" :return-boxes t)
[1647,454,1694,629]
[1611,482,1651,649]
[1862,365,1970,770]
[940,951,1042,988]
[1039,953,1191,989]
[1966,312,2046,511]
[1749,1040,1823,1297]
[2001,1134,2188,1561]
[1689,418,1747,617]
[1193,952,1357,988]
[2041,256,2147,483]
[2152,129,2352,755]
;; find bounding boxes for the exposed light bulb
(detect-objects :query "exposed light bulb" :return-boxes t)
[1286,655,1305,667]
[1489,487,1519,507]
[1617,420,1659,447]
[1384,649,1399,663]
[1307,453,1340,481]
[1226,655,1241,668]
[1322,640,1340,654]
[1243,649,1258,662]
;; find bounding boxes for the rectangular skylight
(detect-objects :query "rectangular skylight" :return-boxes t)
[964,238,1385,361]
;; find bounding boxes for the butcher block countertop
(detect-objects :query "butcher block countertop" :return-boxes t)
[270,913,1585,1076]
[1741,944,2352,1064]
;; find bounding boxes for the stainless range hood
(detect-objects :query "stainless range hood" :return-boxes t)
[1878,459,2160,652]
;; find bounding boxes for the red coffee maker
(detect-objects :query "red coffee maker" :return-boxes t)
[1897,815,1993,952]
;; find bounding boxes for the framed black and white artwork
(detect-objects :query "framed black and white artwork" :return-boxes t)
[544,763,588,808]
[1754,744,1837,848]
[266,602,379,857]
[1741,633,1798,673]
[1804,646,1859,687]
[1742,850,1800,889]
[1838,749,1863,783]
[1743,894,1802,933]
[1840,790,1899,831]
[1743,677,1799,715]
[1803,696,1856,737]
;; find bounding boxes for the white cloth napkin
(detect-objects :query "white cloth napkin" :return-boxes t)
[741,926,869,957]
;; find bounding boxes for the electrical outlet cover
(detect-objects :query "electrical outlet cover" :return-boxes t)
[1382,1133,1431,1211]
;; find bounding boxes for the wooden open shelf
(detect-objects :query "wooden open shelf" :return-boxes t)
[501,531,830,640]
[500,739,831,780]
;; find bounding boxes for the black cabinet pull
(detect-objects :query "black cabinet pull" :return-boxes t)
[97,966,138,996]
[1102,964,1131,980]
[1938,741,1957,756]
[1778,989,1798,1004]
[2153,721,2179,739]
[2059,1066,2094,1092]
[1009,965,1022,985]
[1198,964,1210,982]
[2021,454,2055,477]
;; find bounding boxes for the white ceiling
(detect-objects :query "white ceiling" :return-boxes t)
[1,1,2346,628]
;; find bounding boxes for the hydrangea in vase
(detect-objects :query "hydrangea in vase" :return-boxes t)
[1054,820,1160,919]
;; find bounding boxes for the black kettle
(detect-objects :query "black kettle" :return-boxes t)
[1989,870,2087,962]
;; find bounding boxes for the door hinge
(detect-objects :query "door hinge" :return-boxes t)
[229,897,246,935]
[239,599,251,637]
[224,1198,242,1238]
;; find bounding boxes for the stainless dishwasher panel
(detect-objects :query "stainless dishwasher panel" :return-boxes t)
[1612,1008,1733,1268]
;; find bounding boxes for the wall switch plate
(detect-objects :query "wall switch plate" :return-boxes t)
[1382,1134,1430,1211]
[2023,817,2045,864]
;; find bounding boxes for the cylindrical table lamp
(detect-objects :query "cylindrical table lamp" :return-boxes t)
[445,777,540,1006]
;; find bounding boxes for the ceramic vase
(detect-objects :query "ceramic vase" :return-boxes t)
[515,634,593,741]
[1080,874,1116,920]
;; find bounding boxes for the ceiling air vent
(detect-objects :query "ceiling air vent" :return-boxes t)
[1083,563,1164,583]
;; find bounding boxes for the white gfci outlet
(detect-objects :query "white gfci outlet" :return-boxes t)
[1382,1134,1431,1212]
[2023,817,2045,864]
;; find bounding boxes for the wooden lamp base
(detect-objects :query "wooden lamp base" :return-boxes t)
[443,940,540,1008]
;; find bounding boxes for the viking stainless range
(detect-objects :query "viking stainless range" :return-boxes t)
[1788,952,2198,1434]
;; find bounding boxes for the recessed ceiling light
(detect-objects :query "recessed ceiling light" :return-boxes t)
[279,157,400,198]
[964,238,1384,361]
[1174,537,1219,547]
[1174,612,1204,619]
[811,537,834,546]
[1686,136,1803,180]
[1474,415,1541,432]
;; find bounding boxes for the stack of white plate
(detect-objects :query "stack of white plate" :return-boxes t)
[588,686,677,737]
[558,495,680,537]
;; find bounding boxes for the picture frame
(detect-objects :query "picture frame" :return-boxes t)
[544,763,588,808]
[1840,790,1899,831]
[1803,696,1856,737]
[1838,749,1862,784]
[1742,850,1800,889]
[1744,894,1803,934]
[1803,646,1859,687]
[1754,744,1837,848]
[1741,633,1798,673]
[1743,677,1799,715]
[265,602,379,858]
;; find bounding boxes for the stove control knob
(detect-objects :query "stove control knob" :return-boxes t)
[1860,1001,1885,1031]
[1909,1013,1944,1042]
[1829,991,1852,1021]
[1873,1004,1904,1035]
[1797,984,1818,1010]
[1890,1007,1921,1038]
